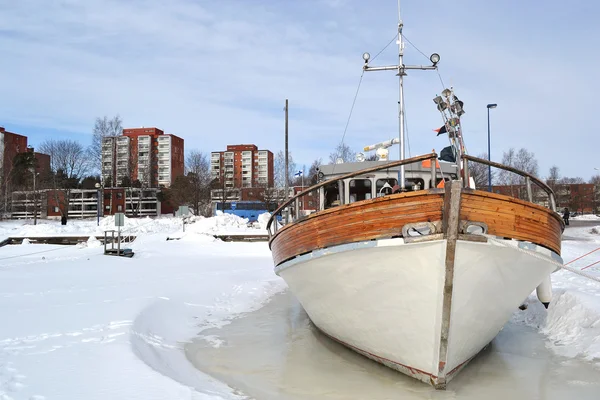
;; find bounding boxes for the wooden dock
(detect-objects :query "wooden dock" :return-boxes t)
[213,234,269,242]
[0,236,136,247]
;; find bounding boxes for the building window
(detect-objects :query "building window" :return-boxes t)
[117,192,123,199]
[54,207,59,213]
[117,205,123,211]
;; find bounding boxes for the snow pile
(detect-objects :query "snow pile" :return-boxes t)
[542,290,600,362]
[0,216,187,239]
[21,238,31,245]
[573,214,600,221]
[87,236,102,248]
[181,213,265,236]
[256,212,272,231]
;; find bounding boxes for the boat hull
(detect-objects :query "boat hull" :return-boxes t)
[275,236,559,387]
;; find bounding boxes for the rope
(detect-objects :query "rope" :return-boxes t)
[582,259,600,271]
[486,236,600,284]
[564,247,600,266]
[560,263,600,282]
[0,246,70,261]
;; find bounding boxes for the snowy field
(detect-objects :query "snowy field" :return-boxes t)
[0,214,599,399]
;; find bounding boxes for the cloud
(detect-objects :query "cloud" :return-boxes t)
[0,0,598,180]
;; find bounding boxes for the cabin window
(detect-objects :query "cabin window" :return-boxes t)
[349,179,372,203]
[430,175,456,189]
[324,181,344,209]
[376,178,397,197]
[407,178,425,191]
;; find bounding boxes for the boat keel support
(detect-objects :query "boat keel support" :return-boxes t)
[435,180,462,389]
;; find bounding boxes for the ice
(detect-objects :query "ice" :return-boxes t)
[0,216,599,398]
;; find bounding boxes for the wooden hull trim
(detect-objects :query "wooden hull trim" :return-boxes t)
[269,189,563,266]
[274,234,561,276]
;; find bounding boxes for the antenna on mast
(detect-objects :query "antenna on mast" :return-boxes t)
[362,3,440,190]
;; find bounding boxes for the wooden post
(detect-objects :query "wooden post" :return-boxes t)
[430,154,436,189]
[436,179,462,389]
[462,158,469,188]
[337,180,344,205]
[294,198,299,220]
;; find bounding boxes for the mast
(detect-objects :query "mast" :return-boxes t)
[363,1,439,190]
[397,0,405,189]
[284,99,289,222]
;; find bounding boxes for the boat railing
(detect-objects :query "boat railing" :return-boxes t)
[266,151,560,240]
[461,154,558,212]
[266,152,439,239]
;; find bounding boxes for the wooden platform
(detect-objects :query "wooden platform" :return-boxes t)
[214,234,269,242]
[0,236,137,247]
[104,248,135,258]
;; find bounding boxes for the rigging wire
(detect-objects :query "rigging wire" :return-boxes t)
[332,70,364,175]
[370,33,399,63]
[340,70,364,147]
[402,33,447,92]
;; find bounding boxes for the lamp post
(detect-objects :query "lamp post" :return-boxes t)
[95,182,102,226]
[30,168,39,225]
[487,103,497,192]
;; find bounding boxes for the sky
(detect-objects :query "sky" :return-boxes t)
[1,0,599,180]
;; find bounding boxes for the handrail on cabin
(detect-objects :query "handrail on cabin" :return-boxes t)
[266,151,561,240]
[461,154,558,211]
[266,152,438,238]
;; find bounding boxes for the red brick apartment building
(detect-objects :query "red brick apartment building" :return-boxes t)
[0,127,51,187]
[210,144,274,190]
[101,127,184,188]
[492,183,598,214]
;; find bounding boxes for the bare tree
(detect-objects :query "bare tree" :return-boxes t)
[559,176,585,184]
[496,148,538,199]
[274,150,296,189]
[469,153,495,189]
[89,115,123,173]
[38,139,89,220]
[186,150,212,216]
[329,142,355,164]
[546,165,560,194]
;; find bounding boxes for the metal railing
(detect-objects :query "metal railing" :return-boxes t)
[462,154,557,211]
[266,153,438,238]
[266,152,561,240]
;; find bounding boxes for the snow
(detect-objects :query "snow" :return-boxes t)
[0,215,599,399]
[512,222,600,367]
[0,215,283,400]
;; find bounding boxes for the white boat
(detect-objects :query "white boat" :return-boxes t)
[266,3,564,389]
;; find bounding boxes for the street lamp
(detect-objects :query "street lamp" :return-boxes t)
[487,103,497,192]
[29,168,39,225]
[95,182,102,226]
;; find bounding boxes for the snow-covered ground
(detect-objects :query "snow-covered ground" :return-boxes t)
[0,214,599,399]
